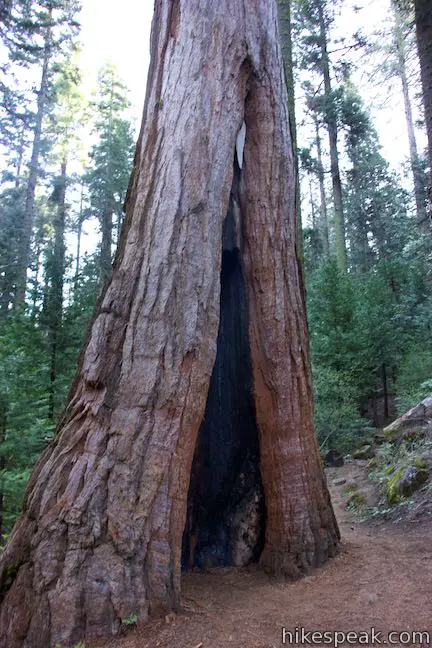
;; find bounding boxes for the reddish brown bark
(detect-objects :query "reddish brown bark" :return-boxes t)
[0,1,339,646]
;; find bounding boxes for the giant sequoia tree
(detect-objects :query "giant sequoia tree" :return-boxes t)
[0,1,339,646]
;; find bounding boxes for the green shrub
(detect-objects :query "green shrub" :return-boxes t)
[313,365,372,453]
[395,347,432,414]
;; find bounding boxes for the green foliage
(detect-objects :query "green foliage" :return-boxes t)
[307,247,432,451]
[0,53,134,537]
[341,82,413,271]
[86,62,135,284]
[313,365,371,452]
[395,347,432,413]
[308,258,377,450]
[0,314,55,530]
[309,257,360,373]
[0,185,26,314]
[345,490,367,511]
[122,613,139,626]
[369,436,431,513]
[87,63,134,227]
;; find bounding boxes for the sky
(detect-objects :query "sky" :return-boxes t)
[76,0,427,233]
[79,0,154,127]
[78,0,425,166]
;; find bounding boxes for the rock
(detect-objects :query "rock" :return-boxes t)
[324,448,344,467]
[353,444,375,460]
[385,461,429,504]
[355,436,375,449]
[422,395,432,416]
[384,395,432,441]
[332,478,347,486]
[421,450,432,467]
[403,427,426,441]
[374,430,387,445]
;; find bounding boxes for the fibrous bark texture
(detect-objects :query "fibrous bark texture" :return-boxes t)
[0,1,339,646]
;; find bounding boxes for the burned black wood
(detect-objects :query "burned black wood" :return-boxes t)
[183,157,265,569]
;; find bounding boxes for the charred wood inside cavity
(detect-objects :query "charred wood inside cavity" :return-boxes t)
[182,154,265,570]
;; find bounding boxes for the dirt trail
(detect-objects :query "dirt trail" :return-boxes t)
[90,463,432,648]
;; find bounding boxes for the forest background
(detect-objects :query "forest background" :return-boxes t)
[0,0,431,538]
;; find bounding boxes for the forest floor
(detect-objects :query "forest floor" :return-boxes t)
[89,462,432,648]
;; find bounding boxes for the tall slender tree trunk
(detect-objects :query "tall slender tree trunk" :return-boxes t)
[99,82,115,289]
[277,0,302,249]
[314,116,329,255]
[0,3,339,647]
[75,182,85,288]
[99,203,113,288]
[414,0,432,215]
[317,1,346,270]
[392,1,427,228]
[47,160,67,419]
[15,23,51,307]
[14,123,26,189]
[30,241,42,318]
[309,177,317,228]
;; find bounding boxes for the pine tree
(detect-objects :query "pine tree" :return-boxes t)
[41,57,84,417]
[294,0,347,269]
[86,62,134,289]
[0,0,81,309]
[391,0,428,228]
[341,82,412,271]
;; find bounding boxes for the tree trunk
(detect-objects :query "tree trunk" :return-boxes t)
[14,123,26,189]
[99,84,115,289]
[277,0,303,247]
[317,1,347,270]
[15,22,51,307]
[393,1,428,228]
[415,0,432,214]
[314,115,329,255]
[309,177,317,228]
[0,2,339,646]
[99,202,113,289]
[47,160,67,419]
[74,182,85,289]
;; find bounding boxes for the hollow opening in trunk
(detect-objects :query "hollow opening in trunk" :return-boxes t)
[182,156,266,570]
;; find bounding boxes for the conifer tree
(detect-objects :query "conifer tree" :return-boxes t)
[86,62,134,289]
[294,0,347,269]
